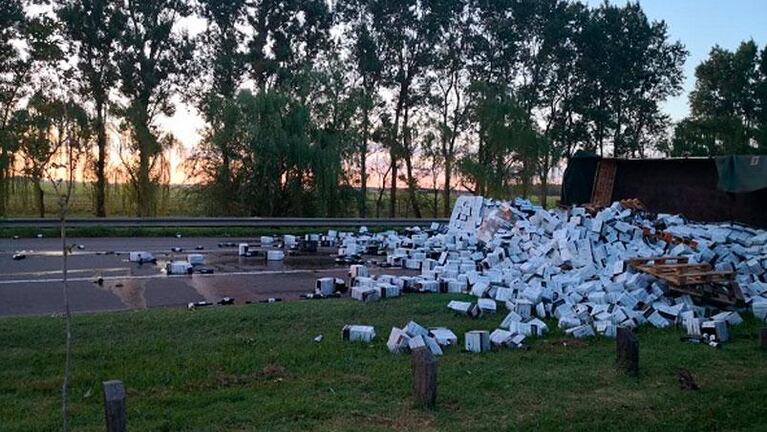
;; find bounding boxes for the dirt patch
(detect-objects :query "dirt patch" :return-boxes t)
[184,364,289,391]
[348,408,436,432]
[539,338,590,351]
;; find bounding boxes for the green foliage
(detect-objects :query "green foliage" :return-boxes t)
[669,41,767,156]
[113,0,195,217]
[461,82,544,199]
[57,0,124,217]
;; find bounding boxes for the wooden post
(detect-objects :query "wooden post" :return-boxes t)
[760,328,767,350]
[616,327,639,376]
[411,346,437,409]
[103,380,127,432]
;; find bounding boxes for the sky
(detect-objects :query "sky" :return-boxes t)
[160,0,767,182]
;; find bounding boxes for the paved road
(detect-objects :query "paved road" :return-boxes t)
[0,236,414,317]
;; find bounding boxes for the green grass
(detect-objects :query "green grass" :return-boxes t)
[1,295,765,431]
[3,177,561,219]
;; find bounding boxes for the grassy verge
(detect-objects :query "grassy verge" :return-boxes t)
[0,225,398,239]
[1,295,765,431]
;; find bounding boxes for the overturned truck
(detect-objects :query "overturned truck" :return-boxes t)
[560,152,767,228]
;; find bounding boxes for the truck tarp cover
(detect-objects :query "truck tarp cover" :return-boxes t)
[560,150,600,205]
[716,155,767,193]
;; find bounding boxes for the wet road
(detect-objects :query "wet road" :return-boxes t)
[0,236,415,317]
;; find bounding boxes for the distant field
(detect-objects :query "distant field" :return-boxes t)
[2,178,560,219]
[1,295,764,431]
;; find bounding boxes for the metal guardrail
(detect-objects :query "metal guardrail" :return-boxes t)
[0,217,449,229]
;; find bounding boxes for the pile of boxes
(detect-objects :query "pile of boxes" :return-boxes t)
[316,195,767,351]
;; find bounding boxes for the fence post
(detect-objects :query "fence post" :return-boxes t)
[103,380,126,432]
[411,346,437,409]
[616,327,639,376]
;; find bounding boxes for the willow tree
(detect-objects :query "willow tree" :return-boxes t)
[57,0,123,217]
[114,0,193,216]
[193,0,249,215]
[1,3,60,216]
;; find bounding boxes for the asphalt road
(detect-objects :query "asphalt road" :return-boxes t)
[0,236,415,317]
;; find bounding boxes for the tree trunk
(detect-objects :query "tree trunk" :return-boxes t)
[0,162,6,217]
[539,160,549,210]
[443,158,451,217]
[94,99,107,217]
[389,155,397,218]
[359,87,369,218]
[137,142,152,217]
[521,160,530,198]
[401,108,422,219]
[35,178,45,218]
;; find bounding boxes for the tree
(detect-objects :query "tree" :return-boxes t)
[0,0,26,216]
[428,0,472,216]
[305,55,357,217]
[247,0,332,91]
[372,0,445,218]
[1,4,60,216]
[669,41,767,155]
[114,0,194,216]
[193,0,249,215]
[575,2,686,157]
[517,0,588,207]
[461,82,542,199]
[57,0,123,217]
[350,19,383,218]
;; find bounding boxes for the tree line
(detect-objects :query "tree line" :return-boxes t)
[0,0,764,218]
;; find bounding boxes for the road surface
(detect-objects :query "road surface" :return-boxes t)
[0,236,415,317]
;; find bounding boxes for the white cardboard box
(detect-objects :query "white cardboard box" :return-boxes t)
[342,325,376,342]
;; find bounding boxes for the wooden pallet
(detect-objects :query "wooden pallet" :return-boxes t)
[590,159,617,207]
[627,256,745,307]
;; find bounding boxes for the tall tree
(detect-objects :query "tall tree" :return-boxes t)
[0,0,26,216]
[429,0,472,216]
[1,3,60,216]
[372,0,444,218]
[193,0,249,215]
[461,82,541,199]
[671,41,767,155]
[350,21,382,218]
[114,0,194,216]
[12,94,60,218]
[57,0,123,217]
[576,2,686,157]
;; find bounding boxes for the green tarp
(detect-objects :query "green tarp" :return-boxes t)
[716,155,767,193]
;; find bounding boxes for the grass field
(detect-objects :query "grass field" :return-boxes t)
[0,225,397,239]
[2,177,560,219]
[1,294,765,431]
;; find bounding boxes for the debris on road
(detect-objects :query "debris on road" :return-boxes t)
[166,261,193,275]
[187,254,205,266]
[12,253,26,261]
[129,251,155,264]
[218,297,235,305]
[292,194,766,350]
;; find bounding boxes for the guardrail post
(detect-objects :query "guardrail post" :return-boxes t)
[103,380,127,432]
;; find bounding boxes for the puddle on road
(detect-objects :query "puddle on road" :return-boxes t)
[99,279,147,309]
